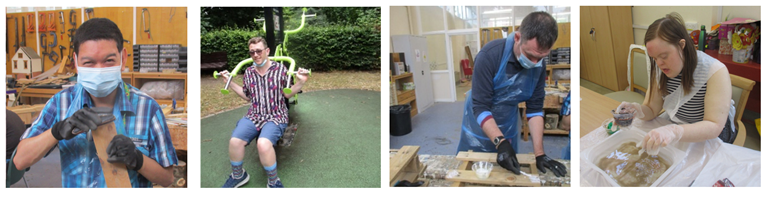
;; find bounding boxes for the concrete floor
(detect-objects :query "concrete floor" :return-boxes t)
[10,147,63,187]
[581,78,761,151]
[390,101,571,159]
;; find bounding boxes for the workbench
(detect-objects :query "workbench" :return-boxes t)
[390,147,571,187]
[12,72,187,110]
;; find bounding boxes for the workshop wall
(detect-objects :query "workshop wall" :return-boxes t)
[135,7,188,46]
[6,7,187,74]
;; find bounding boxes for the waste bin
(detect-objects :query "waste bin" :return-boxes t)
[390,104,412,136]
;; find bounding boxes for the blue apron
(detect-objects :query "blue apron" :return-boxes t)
[457,34,544,153]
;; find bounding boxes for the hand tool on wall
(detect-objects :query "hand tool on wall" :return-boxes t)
[141,8,152,40]
[85,8,94,20]
[168,7,176,23]
[40,33,47,69]
[48,12,56,32]
[39,13,46,32]
[20,17,27,47]
[26,14,34,33]
[13,17,19,53]
[66,10,77,67]
[49,32,59,64]
[60,11,65,39]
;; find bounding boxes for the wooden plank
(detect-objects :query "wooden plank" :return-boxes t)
[92,122,132,188]
[455,152,536,165]
[389,146,420,185]
[450,160,471,187]
[446,170,540,187]
[543,129,570,135]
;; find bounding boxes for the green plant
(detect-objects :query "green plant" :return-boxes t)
[287,25,380,71]
[201,27,263,71]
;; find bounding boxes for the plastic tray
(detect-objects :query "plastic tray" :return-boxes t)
[581,129,684,187]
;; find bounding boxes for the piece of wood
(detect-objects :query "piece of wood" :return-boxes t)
[168,124,187,151]
[172,160,187,187]
[92,122,132,188]
[389,146,425,186]
[455,152,536,165]
[450,160,471,187]
[446,170,540,187]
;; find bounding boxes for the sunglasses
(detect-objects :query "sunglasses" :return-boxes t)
[248,49,266,55]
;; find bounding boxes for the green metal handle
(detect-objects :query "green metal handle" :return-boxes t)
[228,57,296,95]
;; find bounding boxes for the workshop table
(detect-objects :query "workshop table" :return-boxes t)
[579,86,621,137]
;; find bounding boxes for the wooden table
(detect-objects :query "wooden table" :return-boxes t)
[579,86,621,137]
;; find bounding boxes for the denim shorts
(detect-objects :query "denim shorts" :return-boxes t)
[231,117,287,145]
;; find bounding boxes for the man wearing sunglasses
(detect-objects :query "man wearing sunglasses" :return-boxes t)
[218,37,310,188]
[11,18,177,188]
[457,12,567,178]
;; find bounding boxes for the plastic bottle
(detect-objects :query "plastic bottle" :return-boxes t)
[699,25,706,51]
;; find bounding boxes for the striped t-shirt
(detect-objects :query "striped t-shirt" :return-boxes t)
[666,74,706,124]
[242,61,290,130]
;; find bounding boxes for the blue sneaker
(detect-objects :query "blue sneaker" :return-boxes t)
[222,171,250,188]
[267,178,284,188]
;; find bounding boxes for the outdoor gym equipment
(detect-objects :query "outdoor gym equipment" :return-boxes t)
[214,56,310,95]
[255,7,315,57]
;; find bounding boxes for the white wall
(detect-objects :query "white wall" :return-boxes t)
[632,6,761,45]
[390,6,413,53]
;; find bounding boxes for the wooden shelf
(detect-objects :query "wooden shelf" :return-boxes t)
[543,129,569,135]
[391,72,413,80]
[547,64,570,69]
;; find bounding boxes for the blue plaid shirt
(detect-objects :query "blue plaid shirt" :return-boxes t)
[21,82,178,188]
[560,91,571,116]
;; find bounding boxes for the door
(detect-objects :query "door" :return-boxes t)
[412,36,434,112]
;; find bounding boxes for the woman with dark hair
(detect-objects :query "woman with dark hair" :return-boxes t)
[617,12,734,155]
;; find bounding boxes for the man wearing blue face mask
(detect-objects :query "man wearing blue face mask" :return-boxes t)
[217,37,309,188]
[11,18,177,188]
[458,12,567,177]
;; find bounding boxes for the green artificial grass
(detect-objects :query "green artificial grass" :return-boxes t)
[201,89,381,188]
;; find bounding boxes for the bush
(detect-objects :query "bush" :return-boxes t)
[201,25,380,71]
[287,25,380,71]
[201,28,262,71]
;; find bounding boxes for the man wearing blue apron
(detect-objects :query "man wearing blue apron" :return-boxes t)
[458,12,567,177]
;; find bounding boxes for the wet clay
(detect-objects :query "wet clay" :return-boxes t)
[598,142,669,187]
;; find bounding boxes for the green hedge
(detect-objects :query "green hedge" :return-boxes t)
[201,28,262,71]
[201,26,380,71]
[287,25,380,71]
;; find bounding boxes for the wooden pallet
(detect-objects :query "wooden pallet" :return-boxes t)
[389,146,427,187]
[448,151,540,187]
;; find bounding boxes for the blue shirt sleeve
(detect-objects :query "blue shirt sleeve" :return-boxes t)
[525,64,547,118]
[471,40,504,125]
[561,91,571,116]
[22,93,62,139]
[147,106,179,168]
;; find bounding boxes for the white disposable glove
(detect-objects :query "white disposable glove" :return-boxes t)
[642,124,684,155]
[617,102,645,119]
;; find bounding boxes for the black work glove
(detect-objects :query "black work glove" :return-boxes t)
[50,107,101,140]
[106,135,144,171]
[496,138,521,175]
[536,154,567,177]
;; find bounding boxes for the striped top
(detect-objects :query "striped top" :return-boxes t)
[666,74,707,124]
[242,61,290,130]
[22,83,178,188]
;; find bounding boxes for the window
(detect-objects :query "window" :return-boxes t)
[18,53,23,58]
[14,60,18,69]
[24,60,28,69]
